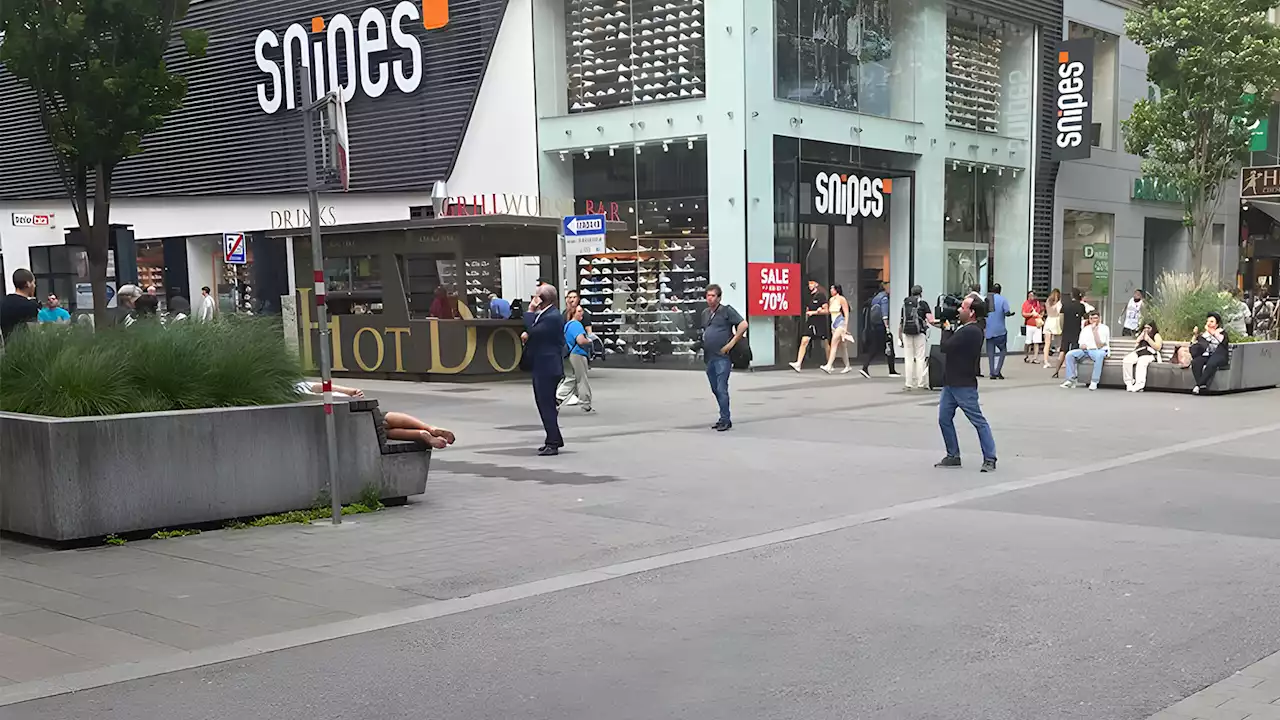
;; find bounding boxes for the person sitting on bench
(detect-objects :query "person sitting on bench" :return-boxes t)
[1189,312,1230,395]
[1123,321,1163,393]
[295,381,457,449]
[1061,310,1110,390]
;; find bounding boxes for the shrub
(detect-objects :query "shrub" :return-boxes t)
[0,317,303,417]
[1144,271,1243,342]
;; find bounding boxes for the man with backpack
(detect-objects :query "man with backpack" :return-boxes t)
[859,281,899,378]
[898,284,934,390]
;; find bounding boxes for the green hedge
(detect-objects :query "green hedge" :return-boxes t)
[1144,271,1248,343]
[0,317,303,418]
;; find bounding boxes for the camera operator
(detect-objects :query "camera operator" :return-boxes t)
[935,294,997,472]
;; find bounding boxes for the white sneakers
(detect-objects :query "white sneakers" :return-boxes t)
[1088,382,1098,391]
[1060,380,1076,389]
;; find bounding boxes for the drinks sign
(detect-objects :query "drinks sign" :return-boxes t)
[747,263,801,317]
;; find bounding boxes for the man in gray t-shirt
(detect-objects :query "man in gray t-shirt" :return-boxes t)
[699,284,747,431]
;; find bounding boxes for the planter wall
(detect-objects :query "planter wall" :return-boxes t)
[0,401,427,542]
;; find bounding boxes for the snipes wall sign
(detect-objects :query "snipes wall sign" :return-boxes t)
[1052,38,1095,161]
[255,0,449,114]
[812,171,892,223]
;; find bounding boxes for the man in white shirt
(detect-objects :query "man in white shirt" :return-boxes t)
[1062,310,1111,390]
[197,286,216,321]
[1123,289,1144,336]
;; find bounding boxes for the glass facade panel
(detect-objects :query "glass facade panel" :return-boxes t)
[945,6,1034,139]
[566,0,707,113]
[775,0,917,120]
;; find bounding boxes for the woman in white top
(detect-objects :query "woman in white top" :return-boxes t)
[295,382,457,449]
[1042,289,1062,368]
[820,284,854,374]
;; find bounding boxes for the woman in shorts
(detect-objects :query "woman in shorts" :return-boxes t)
[1022,290,1045,363]
[1042,288,1063,368]
[820,284,854,374]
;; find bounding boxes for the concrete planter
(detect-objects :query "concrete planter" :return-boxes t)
[1098,340,1280,392]
[0,401,428,542]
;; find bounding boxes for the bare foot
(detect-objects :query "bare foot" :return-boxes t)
[419,431,448,449]
[429,427,457,445]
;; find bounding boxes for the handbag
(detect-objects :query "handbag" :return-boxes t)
[729,338,752,369]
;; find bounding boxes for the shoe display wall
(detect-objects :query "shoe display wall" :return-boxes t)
[945,13,1004,135]
[575,199,709,362]
[774,0,895,115]
[566,0,707,113]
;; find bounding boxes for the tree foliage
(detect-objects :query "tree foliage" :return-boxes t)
[0,0,206,324]
[1123,0,1280,275]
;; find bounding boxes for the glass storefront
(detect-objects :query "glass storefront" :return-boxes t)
[1062,210,1114,322]
[565,0,706,112]
[775,0,917,120]
[570,142,709,365]
[773,137,914,363]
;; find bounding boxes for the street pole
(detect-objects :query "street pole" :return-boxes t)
[301,66,343,526]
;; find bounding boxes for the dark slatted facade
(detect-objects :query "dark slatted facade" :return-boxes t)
[0,0,509,200]
[961,0,1064,295]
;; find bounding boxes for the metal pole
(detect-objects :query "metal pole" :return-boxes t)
[301,65,343,526]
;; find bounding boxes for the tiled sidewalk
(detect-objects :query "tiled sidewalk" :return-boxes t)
[1149,652,1280,720]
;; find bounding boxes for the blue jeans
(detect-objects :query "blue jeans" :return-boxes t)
[986,334,1008,376]
[939,386,997,461]
[1065,348,1107,384]
[706,355,732,425]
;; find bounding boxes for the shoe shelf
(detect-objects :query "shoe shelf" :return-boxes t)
[945,19,1004,135]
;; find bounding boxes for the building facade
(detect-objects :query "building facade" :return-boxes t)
[1053,0,1240,328]
[0,0,1228,366]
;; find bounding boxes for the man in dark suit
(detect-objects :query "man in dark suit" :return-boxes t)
[522,284,565,456]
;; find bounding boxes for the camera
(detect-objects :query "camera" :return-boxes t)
[935,294,962,324]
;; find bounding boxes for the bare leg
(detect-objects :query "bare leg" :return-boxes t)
[792,336,811,369]
[822,328,845,368]
[384,411,455,445]
[386,427,448,449]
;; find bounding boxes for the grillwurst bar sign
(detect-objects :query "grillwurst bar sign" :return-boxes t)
[1052,38,1095,161]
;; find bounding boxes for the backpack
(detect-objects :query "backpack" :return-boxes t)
[867,296,884,327]
[902,296,922,336]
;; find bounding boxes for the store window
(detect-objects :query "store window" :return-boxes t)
[29,245,78,313]
[1062,210,1114,322]
[775,0,916,120]
[945,6,1034,139]
[943,162,1027,296]
[565,0,706,113]
[1067,22,1118,150]
[571,141,709,365]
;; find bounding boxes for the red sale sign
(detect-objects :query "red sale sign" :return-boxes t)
[747,262,802,316]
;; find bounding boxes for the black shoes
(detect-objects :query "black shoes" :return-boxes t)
[712,421,733,432]
[981,459,997,473]
[990,374,1006,380]
[934,456,962,469]
[537,445,560,457]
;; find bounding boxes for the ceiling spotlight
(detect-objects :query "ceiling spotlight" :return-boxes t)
[687,139,694,149]
[559,152,566,162]
[635,143,642,155]
[662,141,669,152]
[584,147,594,160]
[609,144,618,156]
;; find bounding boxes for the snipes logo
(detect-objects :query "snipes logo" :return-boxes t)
[813,172,891,223]
[255,0,449,115]
[1055,46,1091,150]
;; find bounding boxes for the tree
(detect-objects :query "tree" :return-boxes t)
[0,1,206,325]
[1123,0,1280,276]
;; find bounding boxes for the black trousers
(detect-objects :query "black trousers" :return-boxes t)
[532,372,564,447]
[862,327,895,372]
[1191,355,1226,391]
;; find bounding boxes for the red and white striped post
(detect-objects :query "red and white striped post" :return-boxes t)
[302,65,343,525]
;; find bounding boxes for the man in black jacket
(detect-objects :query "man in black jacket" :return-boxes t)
[936,295,997,472]
[522,285,565,456]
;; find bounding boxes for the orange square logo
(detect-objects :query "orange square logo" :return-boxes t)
[1058,50,1069,63]
[882,178,893,194]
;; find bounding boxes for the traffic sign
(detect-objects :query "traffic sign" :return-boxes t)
[562,214,606,237]
[223,233,247,264]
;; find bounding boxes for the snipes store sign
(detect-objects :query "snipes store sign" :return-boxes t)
[812,172,892,223]
[1052,38,1095,161]
[255,0,449,114]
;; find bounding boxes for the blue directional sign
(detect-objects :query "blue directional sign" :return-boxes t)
[562,214,606,237]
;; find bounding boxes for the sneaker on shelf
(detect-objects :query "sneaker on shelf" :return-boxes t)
[683,254,696,262]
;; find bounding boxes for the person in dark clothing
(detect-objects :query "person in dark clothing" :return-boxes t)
[859,281,899,378]
[936,295,997,472]
[1053,288,1087,378]
[0,268,41,340]
[521,285,565,455]
[1190,311,1230,395]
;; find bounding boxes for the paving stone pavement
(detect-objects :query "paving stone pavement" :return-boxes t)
[1,361,1278,719]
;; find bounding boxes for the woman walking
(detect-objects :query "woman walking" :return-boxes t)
[1042,288,1063,368]
[820,284,854,374]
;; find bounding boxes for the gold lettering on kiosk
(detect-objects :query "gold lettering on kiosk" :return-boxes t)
[295,287,347,371]
[385,327,410,373]
[328,315,348,371]
[353,327,386,372]
[429,320,476,374]
[486,327,522,372]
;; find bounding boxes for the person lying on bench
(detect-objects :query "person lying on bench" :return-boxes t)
[1061,310,1110,390]
[295,381,457,449]
[1189,312,1229,395]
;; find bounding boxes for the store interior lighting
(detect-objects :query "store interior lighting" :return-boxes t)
[662,141,669,152]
